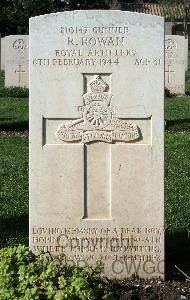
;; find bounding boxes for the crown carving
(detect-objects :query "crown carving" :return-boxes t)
[89,75,109,93]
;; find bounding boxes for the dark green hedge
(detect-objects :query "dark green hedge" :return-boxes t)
[0,87,29,98]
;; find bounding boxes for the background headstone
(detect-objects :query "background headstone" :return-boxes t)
[165,22,174,35]
[174,32,189,72]
[185,37,188,72]
[30,11,164,279]
[165,35,186,94]
[1,37,6,71]
[5,35,29,87]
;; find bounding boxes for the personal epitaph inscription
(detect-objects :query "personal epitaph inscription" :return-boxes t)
[5,35,29,87]
[165,35,185,94]
[30,11,164,279]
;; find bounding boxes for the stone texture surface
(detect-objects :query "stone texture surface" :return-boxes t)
[185,37,188,72]
[5,35,29,87]
[165,22,174,35]
[30,10,164,279]
[165,35,186,94]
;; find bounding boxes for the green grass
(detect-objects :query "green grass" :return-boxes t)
[0,98,28,131]
[0,137,28,247]
[165,97,190,132]
[165,133,190,232]
[165,132,190,271]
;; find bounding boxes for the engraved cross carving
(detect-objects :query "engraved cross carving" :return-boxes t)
[15,64,26,84]
[165,65,175,84]
[55,75,141,220]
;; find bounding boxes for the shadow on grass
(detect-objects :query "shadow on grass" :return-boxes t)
[0,214,29,248]
[0,120,29,131]
[166,230,190,280]
[165,119,190,132]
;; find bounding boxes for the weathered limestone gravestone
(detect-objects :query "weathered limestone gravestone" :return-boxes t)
[185,37,188,72]
[173,32,189,72]
[165,22,173,35]
[165,35,186,94]
[5,35,29,87]
[30,11,164,279]
[1,37,5,71]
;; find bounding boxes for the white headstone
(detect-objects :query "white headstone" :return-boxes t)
[173,32,189,72]
[1,37,6,71]
[185,37,188,72]
[30,11,164,279]
[165,35,186,94]
[4,35,29,87]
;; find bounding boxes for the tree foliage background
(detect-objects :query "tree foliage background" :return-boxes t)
[0,0,189,36]
[0,0,64,35]
[0,0,110,36]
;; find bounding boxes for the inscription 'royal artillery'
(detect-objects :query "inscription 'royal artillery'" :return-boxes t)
[56,75,140,143]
